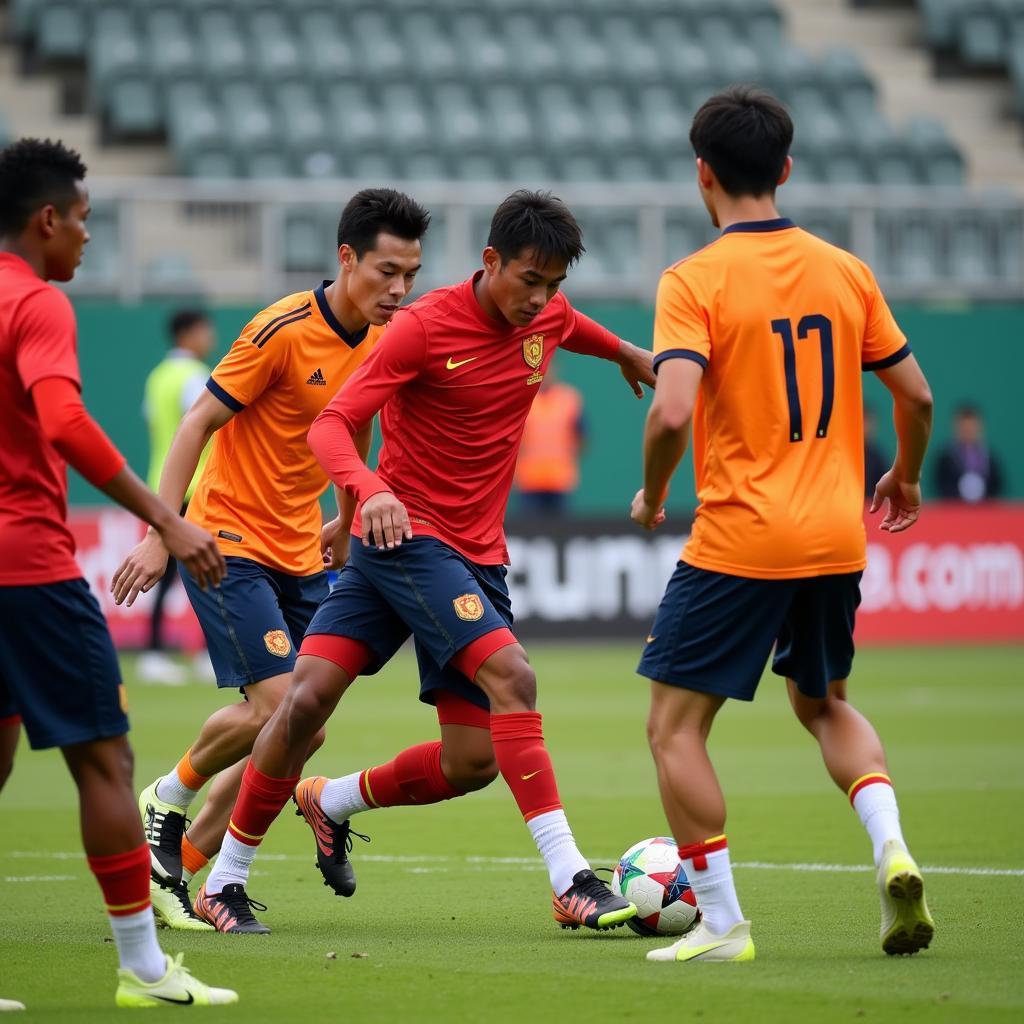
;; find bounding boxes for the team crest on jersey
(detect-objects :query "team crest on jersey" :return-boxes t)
[264,629,291,657]
[453,594,484,621]
[522,334,544,369]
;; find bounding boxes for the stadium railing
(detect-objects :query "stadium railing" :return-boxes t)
[70,177,1024,303]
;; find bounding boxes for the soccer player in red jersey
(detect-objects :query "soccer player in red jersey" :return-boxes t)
[0,138,236,1008]
[201,190,655,932]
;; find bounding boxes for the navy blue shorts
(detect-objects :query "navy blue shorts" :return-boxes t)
[181,556,328,689]
[305,537,513,711]
[637,562,862,701]
[0,578,129,750]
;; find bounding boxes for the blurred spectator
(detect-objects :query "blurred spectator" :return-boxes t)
[935,404,1004,502]
[137,309,215,684]
[864,403,890,501]
[514,364,585,516]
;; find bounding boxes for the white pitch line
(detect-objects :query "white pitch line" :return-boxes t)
[4,874,77,883]
[4,851,1023,878]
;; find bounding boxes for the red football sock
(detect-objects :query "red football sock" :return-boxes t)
[226,761,299,847]
[359,741,461,807]
[87,843,151,917]
[490,711,562,821]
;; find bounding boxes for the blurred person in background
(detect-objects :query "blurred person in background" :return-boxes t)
[864,403,890,502]
[935,403,1004,502]
[514,360,586,516]
[138,308,216,686]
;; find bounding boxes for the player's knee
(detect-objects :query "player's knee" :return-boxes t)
[445,752,499,793]
[284,681,334,734]
[486,658,537,711]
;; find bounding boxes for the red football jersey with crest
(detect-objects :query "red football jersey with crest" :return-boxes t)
[310,272,619,564]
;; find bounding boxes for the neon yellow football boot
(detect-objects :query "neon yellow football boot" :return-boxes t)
[877,840,934,956]
[115,953,238,1008]
[646,919,755,963]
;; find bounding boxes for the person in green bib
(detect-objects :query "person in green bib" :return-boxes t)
[138,309,216,685]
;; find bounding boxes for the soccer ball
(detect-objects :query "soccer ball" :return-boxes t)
[611,837,700,937]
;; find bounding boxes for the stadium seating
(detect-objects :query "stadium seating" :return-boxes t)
[10,0,966,190]
[915,0,1024,117]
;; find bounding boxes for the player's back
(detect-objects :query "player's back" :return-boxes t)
[655,219,910,579]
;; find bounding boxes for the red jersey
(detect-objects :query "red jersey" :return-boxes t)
[310,273,619,564]
[0,253,84,585]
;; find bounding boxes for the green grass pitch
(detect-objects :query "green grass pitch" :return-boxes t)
[1,644,1022,1021]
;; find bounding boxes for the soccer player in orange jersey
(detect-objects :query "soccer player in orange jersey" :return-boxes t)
[110,190,429,932]
[632,88,936,963]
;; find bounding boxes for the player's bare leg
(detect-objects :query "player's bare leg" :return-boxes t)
[644,681,753,962]
[191,655,351,931]
[788,679,933,954]
[471,643,635,930]
[188,673,294,777]
[0,716,19,793]
[140,673,292,885]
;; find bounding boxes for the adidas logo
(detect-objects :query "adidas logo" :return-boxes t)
[306,368,327,386]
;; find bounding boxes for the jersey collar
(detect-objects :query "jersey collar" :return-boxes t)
[721,217,796,235]
[315,280,370,348]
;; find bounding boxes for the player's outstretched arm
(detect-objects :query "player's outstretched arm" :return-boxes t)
[30,377,225,592]
[110,389,235,605]
[561,309,655,397]
[632,358,704,530]
[871,354,933,534]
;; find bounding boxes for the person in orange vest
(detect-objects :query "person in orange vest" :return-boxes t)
[514,361,586,515]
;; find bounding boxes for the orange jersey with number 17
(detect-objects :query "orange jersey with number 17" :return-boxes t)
[653,218,910,580]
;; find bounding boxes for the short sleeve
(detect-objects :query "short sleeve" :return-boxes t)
[652,268,711,374]
[14,286,81,392]
[207,309,292,411]
[861,269,911,370]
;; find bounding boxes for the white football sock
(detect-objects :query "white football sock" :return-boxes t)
[204,835,256,895]
[154,767,201,811]
[527,809,589,896]
[680,841,744,935]
[109,907,167,983]
[852,780,905,865]
[321,772,370,823]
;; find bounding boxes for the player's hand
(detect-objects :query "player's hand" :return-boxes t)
[361,491,413,550]
[157,518,226,591]
[321,515,350,569]
[618,342,656,399]
[870,469,922,534]
[110,532,171,607]
[630,489,667,530]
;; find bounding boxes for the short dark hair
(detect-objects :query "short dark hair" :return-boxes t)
[336,188,430,257]
[955,403,981,420]
[487,190,585,267]
[689,86,794,198]
[168,308,210,342]
[0,138,87,235]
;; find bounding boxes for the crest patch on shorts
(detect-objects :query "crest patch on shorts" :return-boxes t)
[452,594,484,621]
[264,629,291,657]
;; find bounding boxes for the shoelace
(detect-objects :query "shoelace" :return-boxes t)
[158,878,200,917]
[338,821,371,857]
[218,887,268,921]
[573,872,616,903]
[148,807,189,855]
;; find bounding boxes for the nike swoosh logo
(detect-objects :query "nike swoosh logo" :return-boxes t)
[153,993,195,1005]
[446,356,477,370]
[646,635,656,643]
[520,770,546,781]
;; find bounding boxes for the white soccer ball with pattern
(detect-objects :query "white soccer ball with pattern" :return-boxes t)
[611,836,700,936]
